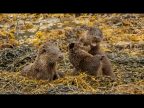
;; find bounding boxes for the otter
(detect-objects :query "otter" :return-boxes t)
[68,42,104,77]
[77,27,116,80]
[21,42,64,81]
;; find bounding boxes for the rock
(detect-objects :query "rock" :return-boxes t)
[0,44,36,72]
[107,53,144,66]
[27,27,39,34]
[115,41,132,49]
[47,85,84,94]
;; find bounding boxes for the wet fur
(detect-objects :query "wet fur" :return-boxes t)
[78,29,116,80]
[21,42,64,81]
[68,42,104,76]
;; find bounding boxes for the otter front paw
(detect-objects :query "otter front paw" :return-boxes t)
[53,71,65,80]
[72,68,80,75]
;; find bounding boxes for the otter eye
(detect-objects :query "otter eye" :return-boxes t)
[79,38,83,43]
[69,43,75,49]
[59,48,62,51]
[52,53,56,56]
[83,43,88,46]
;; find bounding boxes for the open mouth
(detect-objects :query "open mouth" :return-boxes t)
[91,43,97,46]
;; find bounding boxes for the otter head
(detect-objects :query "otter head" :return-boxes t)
[87,27,104,47]
[38,42,64,63]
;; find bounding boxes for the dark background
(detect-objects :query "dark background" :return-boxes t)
[0,0,143,12]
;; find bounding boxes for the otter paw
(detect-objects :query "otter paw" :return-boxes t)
[72,69,80,75]
[53,71,65,80]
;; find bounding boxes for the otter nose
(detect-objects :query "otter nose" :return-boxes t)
[100,55,105,60]
[58,54,64,60]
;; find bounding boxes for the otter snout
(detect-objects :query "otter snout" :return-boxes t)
[100,55,105,60]
[58,54,64,61]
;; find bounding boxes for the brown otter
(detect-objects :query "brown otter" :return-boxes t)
[68,42,104,76]
[77,28,116,80]
[21,42,64,81]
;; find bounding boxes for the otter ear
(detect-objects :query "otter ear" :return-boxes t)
[69,43,75,49]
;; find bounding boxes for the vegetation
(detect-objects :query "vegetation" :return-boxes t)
[0,14,143,94]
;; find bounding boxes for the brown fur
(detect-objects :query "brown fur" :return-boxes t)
[68,42,104,76]
[78,28,116,80]
[78,26,103,44]
[21,42,64,81]
[79,55,104,76]
[89,44,116,80]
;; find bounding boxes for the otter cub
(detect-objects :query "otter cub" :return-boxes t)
[68,42,104,76]
[89,44,116,80]
[21,42,64,81]
[78,28,116,80]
